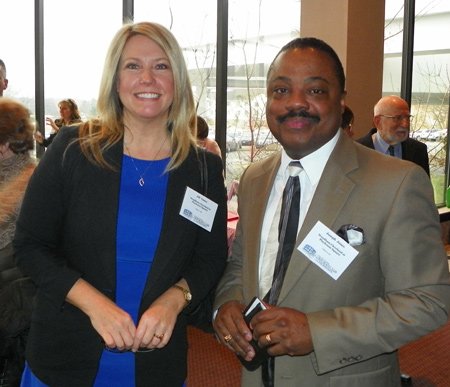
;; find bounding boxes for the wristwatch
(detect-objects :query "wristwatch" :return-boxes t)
[172,285,192,306]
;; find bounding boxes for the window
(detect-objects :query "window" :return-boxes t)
[225,0,299,186]
[135,0,300,188]
[384,0,450,204]
[0,1,34,107]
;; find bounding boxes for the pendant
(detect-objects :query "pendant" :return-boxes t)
[139,177,145,186]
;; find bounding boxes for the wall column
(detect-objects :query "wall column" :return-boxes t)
[301,0,385,137]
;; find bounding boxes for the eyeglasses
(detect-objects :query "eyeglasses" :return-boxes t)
[379,114,414,123]
[104,345,154,354]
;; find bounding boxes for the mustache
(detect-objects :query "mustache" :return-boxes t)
[276,110,320,124]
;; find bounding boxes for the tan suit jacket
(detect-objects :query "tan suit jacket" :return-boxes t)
[215,132,450,386]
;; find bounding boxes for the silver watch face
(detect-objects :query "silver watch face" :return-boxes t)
[186,292,192,302]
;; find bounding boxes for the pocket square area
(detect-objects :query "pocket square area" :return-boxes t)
[336,224,365,246]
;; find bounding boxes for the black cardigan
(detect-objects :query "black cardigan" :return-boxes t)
[14,127,228,387]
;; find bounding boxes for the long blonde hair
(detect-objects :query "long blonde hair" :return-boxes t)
[78,21,197,170]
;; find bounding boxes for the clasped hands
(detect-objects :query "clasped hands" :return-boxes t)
[67,278,186,353]
[92,297,177,353]
[214,301,314,361]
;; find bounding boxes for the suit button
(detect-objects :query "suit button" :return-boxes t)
[339,358,348,365]
[355,355,362,361]
[348,357,355,363]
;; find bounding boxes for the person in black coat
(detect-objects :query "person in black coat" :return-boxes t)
[355,95,429,176]
[14,22,227,387]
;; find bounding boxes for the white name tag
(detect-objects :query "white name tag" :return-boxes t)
[298,221,358,280]
[179,187,218,232]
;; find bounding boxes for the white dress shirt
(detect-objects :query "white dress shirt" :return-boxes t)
[258,130,341,298]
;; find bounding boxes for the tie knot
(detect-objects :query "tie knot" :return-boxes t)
[288,161,302,177]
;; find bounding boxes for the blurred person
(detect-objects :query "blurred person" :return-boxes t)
[0,60,8,97]
[196,115,222,158]
[14,22,227,387]
[213,37,450,386]
[341,105,354,138]
[0,97,37,387]
[356,95,429,175]
[33,99,82,147]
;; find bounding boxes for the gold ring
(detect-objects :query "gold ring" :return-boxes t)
[154,333,164,340]
[224,334,232,343]
[266,333,272,343]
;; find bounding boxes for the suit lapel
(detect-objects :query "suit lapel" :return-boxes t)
[243,153,281,299]
[401,140,414,163]
[278,134,359,303]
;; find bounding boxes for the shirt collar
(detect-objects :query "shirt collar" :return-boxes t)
[280,129,341,186]
[373,130,400,154]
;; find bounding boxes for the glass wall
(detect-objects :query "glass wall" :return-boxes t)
[3,1,448,201]
[383,0,450,204]
[134,0,300,188]
[42,0,122,137]
[0,0,300,190]
[0,0,35,108]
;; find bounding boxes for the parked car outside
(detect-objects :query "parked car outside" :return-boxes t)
[227,128,243,148]
[430,129,448,141]
[227,130,242,149]
[240,131,253,146]
[412,129,441,141]
[256,130,277,148]
[226,135,239,152]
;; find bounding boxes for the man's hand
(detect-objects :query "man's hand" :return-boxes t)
[213,301,255,361]
[251,306,314,357]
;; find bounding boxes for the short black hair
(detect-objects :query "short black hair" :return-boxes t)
[267,37,346,93]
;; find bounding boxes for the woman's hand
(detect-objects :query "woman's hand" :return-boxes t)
[132,281,190,352]
[45,117,59,131]
[34,131,43,144]
[66,278,136,351]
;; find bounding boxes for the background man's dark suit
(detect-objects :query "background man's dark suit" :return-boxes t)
[356,128,430,176]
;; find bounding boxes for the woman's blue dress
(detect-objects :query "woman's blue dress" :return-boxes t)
[21,155,172,387]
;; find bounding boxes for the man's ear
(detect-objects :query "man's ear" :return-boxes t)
[373,115,380,129]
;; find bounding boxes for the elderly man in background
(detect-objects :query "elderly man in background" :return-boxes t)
[356,95,429,175]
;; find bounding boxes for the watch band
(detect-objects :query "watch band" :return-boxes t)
[172,285,192,305]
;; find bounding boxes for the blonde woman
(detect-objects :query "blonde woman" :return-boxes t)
[15,22,227,387]
[34,98,82,147]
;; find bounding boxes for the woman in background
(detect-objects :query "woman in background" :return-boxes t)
[15,22,227,387]
[34,98,82,147]
[341,105,355,138]
[0,97,37,387]
[196,115,222,158]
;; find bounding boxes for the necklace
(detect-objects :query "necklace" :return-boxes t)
[124,135,169,187]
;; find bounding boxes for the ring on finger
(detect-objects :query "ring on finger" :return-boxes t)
[154,333,164,340]
[265,333,272,343]
[224,334,232,343]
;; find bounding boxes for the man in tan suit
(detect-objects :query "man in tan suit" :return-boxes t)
[213,37,450,386]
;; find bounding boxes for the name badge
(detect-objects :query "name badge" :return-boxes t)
[298,221,358,280]
[179,187,218,232]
